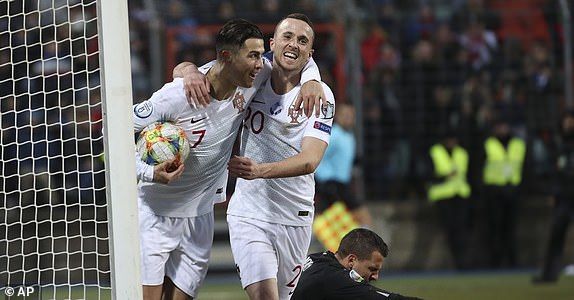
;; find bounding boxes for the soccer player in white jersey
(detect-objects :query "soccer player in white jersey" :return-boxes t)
[226,14,336,300]
[133,19,265,300]
[132,19,322,300]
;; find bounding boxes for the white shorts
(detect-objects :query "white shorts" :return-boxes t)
[227,215,312,299]
[139,210,214,298]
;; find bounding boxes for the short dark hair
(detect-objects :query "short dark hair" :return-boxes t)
[337,228,389,260]
[275,13,314,41]
[216,19,263,55]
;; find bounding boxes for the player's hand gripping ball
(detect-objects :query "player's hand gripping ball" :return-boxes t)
[136,122,191,166]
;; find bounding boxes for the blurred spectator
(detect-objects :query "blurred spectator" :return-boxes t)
[217,1,236,22]
[490,0,550,51]
[450,0,500,32]
[374,0,401,45]
[459,69,493,156]
[403,4,438,48]
[164,0,198,46]
[363,42,406,198]
[479,117,526,268]
[433,23,467,85]
[524,41,559,134]
[523,41,559,181]
[425,128,472,270]
[401,39,439,196]
[254,0,282,23]
[533,111,574,283]
[458,20,498,71]
[361,23,387,75]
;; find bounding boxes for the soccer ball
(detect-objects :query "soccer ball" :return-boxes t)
[136,122,190,165]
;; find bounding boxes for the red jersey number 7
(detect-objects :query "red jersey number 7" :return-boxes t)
[190,130,206,148]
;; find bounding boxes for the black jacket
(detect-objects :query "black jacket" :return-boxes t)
[291,251,422,300]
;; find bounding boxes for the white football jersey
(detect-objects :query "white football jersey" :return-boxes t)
[133,58,320,218]
[133,67,269,217]
[227,79,335,226]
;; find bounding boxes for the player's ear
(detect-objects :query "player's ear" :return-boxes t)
[269,38,275,51]
[308,49,314,58]
[220,50,232,62]
[347,254,357,268]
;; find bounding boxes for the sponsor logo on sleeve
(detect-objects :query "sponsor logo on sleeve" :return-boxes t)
[320,101,335,119]
[313,121,331,134]
[134,101,153,118]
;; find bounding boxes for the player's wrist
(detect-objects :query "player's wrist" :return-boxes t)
[258,163,272,179]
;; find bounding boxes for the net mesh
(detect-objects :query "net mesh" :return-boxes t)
[1,0,111,298]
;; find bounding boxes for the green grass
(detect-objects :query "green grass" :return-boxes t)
[28,272,573,299]
[375,272,574,300]
[197,272,574,300]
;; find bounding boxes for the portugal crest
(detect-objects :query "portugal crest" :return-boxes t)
[288,104,303,124]
[232,91,245,113]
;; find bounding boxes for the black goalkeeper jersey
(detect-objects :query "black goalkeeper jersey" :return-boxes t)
[291,251,422,300]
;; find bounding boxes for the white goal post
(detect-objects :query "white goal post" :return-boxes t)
[0,0,141,299]
[98,0,142,299]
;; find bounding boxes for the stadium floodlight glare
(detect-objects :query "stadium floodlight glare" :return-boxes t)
[0,0,141,299]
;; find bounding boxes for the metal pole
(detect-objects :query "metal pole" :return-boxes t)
[560,0,573,109]
[344,1,367,202]
[144,0,163,89]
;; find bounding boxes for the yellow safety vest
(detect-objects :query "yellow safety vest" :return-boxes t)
[428,144,471,202]
[483,137,526,186]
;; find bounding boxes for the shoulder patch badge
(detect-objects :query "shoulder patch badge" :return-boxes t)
[134,101,153,118]
[320,101,335,119]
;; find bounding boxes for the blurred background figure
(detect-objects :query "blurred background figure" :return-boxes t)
[533,111,574,283]
[315,103,373,228]
[425,128,472,270]
[480,116,526,269]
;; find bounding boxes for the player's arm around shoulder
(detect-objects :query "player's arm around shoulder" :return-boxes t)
[174,61,214,107]
[295,58,326,117]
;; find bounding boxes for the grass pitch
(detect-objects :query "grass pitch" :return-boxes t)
[32,271,573,299]
[198,271,574,300]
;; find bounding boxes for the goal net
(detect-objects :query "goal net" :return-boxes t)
[1,0,140,299]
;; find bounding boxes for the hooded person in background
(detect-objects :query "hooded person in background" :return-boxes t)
[533,111,574,283]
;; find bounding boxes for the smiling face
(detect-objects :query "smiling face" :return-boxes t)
[270,17,314,73]
[226,38,264,88]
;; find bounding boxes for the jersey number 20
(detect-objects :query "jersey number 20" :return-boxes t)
[244,108,264,134]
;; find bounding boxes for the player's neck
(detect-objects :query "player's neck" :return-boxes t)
[270,66,301,95]
[334,252,347,268]
[207,63,236,100]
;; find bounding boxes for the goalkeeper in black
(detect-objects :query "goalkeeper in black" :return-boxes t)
[291,228,422,300]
